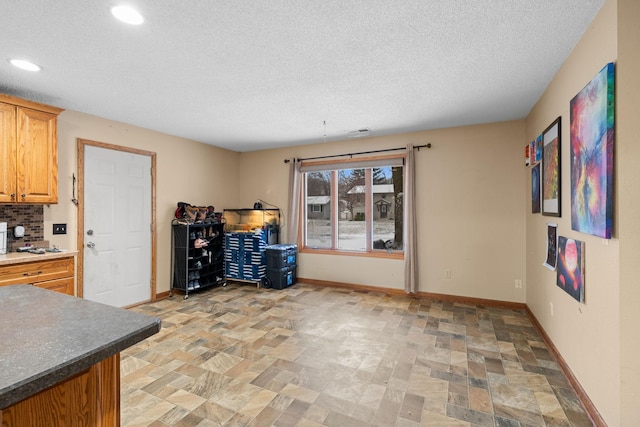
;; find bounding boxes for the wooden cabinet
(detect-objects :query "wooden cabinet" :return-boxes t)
[0,94,63,204]
[0,256,75,296]
[0,354,120,427]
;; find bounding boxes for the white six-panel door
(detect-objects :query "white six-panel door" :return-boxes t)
[83,145,151,307]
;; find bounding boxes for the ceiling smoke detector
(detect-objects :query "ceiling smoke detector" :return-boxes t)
[346,128,371,138]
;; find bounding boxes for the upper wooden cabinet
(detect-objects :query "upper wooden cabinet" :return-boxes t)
[0,94,63,204]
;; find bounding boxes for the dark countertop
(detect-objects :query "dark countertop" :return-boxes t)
[0,285,161,409]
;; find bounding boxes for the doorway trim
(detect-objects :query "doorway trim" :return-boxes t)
[76,138,157,302]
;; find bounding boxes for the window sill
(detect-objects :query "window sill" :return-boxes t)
[299,247,404,260]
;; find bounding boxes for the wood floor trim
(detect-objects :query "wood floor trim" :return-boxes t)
[299,278,526,309]
[525,306,607,427]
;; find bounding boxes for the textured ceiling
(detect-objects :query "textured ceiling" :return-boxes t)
[0,1,605,152]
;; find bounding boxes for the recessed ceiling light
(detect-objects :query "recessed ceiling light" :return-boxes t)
[9,59,41,72]
[111,5,144,25]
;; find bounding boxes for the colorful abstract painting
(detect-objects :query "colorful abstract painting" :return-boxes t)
[532,163,541,213]
[542,117,561,217]
[570,62,615,238]
[535,134,543,164]
[556,236,584,303]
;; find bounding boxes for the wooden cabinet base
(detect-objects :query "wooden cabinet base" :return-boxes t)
[0,353,120,427]
[0,257,75,296]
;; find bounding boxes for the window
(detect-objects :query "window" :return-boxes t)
[302,157,404,254]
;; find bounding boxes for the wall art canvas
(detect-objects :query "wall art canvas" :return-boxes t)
[570,62,615,238]
[532,163,541,213]
[556,236,585,303]
[525,143,531,166]
[542,117,561,217]
[535,134,543,163]
[543,223,557,270]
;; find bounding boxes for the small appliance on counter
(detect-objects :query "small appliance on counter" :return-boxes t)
[0,222,7,255]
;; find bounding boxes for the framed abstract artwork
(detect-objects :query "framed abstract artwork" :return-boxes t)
[570,62,615,238]
[531,163,541,213]
[556,236,585,303]
[542,117,561,217]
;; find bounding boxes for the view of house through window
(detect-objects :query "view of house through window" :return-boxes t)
[304,161,404,253]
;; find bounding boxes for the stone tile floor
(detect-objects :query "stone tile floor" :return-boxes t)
[121,283,593,426]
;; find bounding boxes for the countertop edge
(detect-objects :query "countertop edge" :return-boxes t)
[0,316,161,409]
[0,250,79,266]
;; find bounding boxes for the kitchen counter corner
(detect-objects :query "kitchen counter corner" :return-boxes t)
[0,285,161,409]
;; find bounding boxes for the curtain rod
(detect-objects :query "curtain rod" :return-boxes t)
[283,143,431,163]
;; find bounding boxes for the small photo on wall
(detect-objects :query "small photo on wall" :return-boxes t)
[556,236,585,303]
[543,223,557,270]
[532,163,541,213]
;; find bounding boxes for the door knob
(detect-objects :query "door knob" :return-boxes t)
[87,242,96,248]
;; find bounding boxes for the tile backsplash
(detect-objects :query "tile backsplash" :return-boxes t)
[0,205,48,251]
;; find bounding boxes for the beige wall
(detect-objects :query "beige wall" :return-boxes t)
[525,0,620,424]
[43,110,241,294]
[617,0,640,425]
[238,120,527,300]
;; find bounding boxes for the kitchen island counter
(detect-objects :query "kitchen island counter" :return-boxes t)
[0,285,160,425]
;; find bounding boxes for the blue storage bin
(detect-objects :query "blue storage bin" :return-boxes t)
[265,244,297,269]
[265,265,297,290]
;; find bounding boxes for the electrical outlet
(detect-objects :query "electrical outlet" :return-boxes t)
[53,223,67,235]
[444,270,452,279]
[550,302,554,317]
[515,279,522,289]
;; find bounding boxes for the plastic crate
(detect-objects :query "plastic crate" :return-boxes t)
[225,261,240,277]
[225,248,242,263]
[224,231,268,282]
[243,264,266,279]
[265,244,297,269]
[225,261,266,281]
[244,250,265,265]
[264,265,297,290]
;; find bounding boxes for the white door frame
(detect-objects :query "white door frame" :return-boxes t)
[77,138,157,304]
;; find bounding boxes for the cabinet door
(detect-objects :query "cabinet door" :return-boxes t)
[0,257,75,287]
[35,276,74,296]
[16,107,58,203]
[0,102,17,203]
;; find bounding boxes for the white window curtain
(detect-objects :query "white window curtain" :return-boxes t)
[404,144,418,294]
[286,159,302,244]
